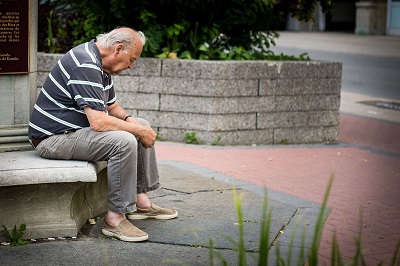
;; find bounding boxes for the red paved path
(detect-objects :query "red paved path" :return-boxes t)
[155,113,400,265]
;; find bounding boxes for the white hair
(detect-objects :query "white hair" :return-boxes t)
[96,28,146,50]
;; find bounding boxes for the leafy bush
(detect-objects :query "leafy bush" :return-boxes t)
[39,0,330,60]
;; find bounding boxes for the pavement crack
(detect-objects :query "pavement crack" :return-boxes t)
[269,207,301,249]
[148,240,258,253]
[160,187,237,195]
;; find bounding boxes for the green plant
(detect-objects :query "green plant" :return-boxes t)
[209,176,400,265]
[279,139,288,145]
[156,132,165,141]
[38,0,330,60]
[2,224,28,247]
[184,132,201,145]
[211,135,222,146]
[47,10,56,53]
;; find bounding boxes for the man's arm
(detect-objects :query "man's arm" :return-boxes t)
[83,103,156,148]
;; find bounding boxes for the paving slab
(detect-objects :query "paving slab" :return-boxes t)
[0,163,323,265]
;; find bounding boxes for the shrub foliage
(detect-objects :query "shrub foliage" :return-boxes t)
[39,0,331,60]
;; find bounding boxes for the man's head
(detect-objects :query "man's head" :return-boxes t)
[96,27,146,74]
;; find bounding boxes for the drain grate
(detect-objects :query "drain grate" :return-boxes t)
[359,101,400,111]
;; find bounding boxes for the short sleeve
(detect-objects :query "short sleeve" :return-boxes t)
[68,66,109,111]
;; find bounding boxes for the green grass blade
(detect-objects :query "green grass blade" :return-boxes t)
[297,223,308,266]
[308,175,334,265]
[286,218,300,266]
[390,240,400,266]
[258,190,271,266]
[233,188,246,266]
[331,233,344,266]
[209,238,215,266]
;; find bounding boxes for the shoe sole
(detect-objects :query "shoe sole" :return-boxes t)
[101,228,148,242]
[127,212,178,220]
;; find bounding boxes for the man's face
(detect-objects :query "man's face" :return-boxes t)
[106,42,142,74]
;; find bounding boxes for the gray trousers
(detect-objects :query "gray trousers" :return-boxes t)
[34,118,161,214]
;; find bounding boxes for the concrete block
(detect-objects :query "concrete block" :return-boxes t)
[165,77,259,97]
[279,61,342,78]
[157,128,274,145]
[260,78,342,96]
[314,78,342,94]
[274,126,338,144]
[122,58,162,77]
[36,72,48,88]
[117,92,160,111]
[230,61,280,79]
[37,53,62,72]
[258,111,340,129]
[275,95,341,111]
[162,60,280,79]
[0,76,14,125]
[139,110,256,131]
[140,76,259,97]
[161,60,224,79]
[139,76,164,94]
[113,76,139,92]
[160,95,275,114]
[0,74,35,125]
[14,74,33,125]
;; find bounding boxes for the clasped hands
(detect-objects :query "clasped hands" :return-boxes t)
[139,126,157,149]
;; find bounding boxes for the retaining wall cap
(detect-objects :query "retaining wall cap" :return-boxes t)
[0,151,105,187]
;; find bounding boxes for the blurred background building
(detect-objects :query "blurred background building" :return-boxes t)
[285,0,399,36]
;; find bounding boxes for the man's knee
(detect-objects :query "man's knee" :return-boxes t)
[112,131,138,151]
[136,118,150,127]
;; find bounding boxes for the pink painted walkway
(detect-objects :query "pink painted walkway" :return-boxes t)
[155,114,400,265]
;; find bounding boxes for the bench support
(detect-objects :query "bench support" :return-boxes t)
[0,151,108,240]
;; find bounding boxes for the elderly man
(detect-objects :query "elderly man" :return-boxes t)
[28,27,177,242]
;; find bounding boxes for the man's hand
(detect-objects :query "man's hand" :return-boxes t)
[84,106,157,148]
[138,126,157,149]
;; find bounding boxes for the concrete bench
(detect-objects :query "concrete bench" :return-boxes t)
[0,150,108,239]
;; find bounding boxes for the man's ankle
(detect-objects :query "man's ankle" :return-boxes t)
[105,211,126,226]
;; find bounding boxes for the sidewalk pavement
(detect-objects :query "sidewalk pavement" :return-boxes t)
[1,32,400,265]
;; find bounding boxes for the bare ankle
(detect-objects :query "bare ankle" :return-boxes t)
[136,193,151,209]
[105,211,126,226]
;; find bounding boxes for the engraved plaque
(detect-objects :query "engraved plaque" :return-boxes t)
[0,0,29,74]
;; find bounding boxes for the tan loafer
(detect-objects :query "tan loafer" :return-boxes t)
[101,219,148,242]
[127,203,178,220]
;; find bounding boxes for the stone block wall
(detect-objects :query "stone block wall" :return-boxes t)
[37,53,342,145]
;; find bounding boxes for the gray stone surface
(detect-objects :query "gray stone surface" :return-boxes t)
[112,75,140,92]
[0,151,108,239]
[274,127,339,144]
[36,55,342,145]
[259,78,342,96]
[160,95,275,114]
[0,161,323,266]
[0,151,100,186]
[0,182,89,238]
[158,128,274,146]
[139,110,257,131]
[117,92,160,111]
[37,53,62,72]
[0,126,31,152]
[258,111,340,129]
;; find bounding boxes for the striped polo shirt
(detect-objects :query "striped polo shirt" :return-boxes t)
[28,40,116,141]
